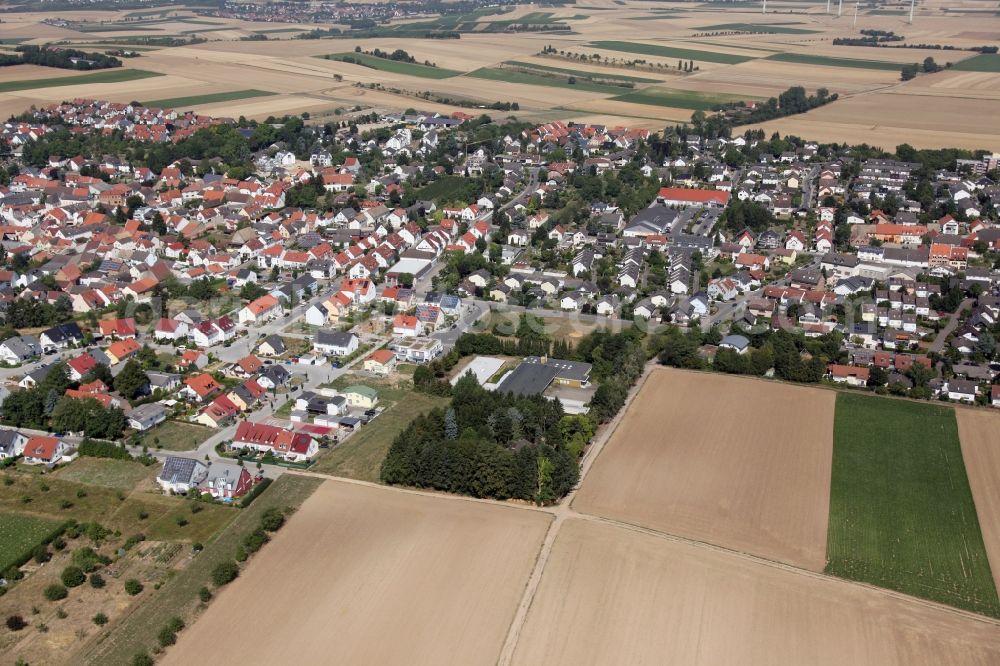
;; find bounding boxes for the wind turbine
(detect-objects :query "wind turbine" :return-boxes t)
[762,0,767,14]
[826,0,831,14]
[909,0,915,24]
[838,0,843,18]
[853,0,859,26]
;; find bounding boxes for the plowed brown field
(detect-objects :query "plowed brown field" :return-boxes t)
[162,480,550,666]
[574,368,835,570]
[510,518,1000,666]
[957,409,1000,595]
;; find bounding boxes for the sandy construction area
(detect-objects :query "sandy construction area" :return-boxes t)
[574,368,835,570]
[957,409,1000,596]
[162,480,550,666]
[511,518,1000,666]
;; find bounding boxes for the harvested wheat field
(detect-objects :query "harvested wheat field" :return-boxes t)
[162,480,550,666]
[574,368,835,570]
[957,409,1000,595]
[510,519,1000,666]
[756,91,1000,150]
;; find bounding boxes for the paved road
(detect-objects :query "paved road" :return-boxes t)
[929,297,973,354]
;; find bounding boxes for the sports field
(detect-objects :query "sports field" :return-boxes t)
[574,369,836,570]
[162,480,551,665]
[827,393,999,617]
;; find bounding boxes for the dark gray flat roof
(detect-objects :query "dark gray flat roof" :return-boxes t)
[496,363,559,397]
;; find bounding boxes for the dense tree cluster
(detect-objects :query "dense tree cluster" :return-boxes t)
[381,374,578,503]
[657,327,843,385]
[3,296,73,329]
[1,361,127,439]
[1,46,122,70]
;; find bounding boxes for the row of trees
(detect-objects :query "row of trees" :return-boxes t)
[4,46,121,70]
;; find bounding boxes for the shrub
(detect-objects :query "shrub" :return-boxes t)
[61,566,86,588]
[157,626,176,647]
[76,489,87,498]
[211,560,239,587]
[137,510,149,520]
[174,516,188,527]
[44,584,68,601]
[259,507,285,532]
[32,544,50,564]
[123,579,143,596]
[190,503,203,514]
[89,573,106,589]
[52,536,66,551]
[238,477,272,507]
[242,528,269,554]
[234,545,248,562]
[166,616,185,633]
[6,615,26,631]
[56,608,67,619]
[198,586,212,602]
[72,547,106,573]
[92,612,108,626]
[132,651,154,666]
[59,499,73,510]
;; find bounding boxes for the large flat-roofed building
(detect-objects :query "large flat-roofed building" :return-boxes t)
[390,336,443,363]
[496,362,559,397]
[524,356,592,387]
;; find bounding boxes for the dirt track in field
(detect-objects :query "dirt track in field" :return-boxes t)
[574,368,836,570]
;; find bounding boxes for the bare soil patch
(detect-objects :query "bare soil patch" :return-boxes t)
[957,409,1000,596]
[511,518,1000,666]
[574,368,835,570]
[162,480,550,666]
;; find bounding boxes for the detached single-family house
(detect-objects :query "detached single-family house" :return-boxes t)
[200,462,254,500]
[128,403,168,432]
[23,436,72,467]
[343,385,378,409]
[314,330,359,357]
[157,456,209,494]
[363,349,397,376]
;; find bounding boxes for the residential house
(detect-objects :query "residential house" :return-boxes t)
[157,456,209,494]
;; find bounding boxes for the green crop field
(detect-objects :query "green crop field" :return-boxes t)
[612,87,755,110]
[827,393,1000,617]
[143,89,275,109]
[951,54,1000,72]
[698,22,818,33]
[766,52,902,71]
[0,512,63,571]
[465,66,627,94]
[505,60,659,83]
[0,69,163,94]
[589,40,754,64]
[323,52,461,79]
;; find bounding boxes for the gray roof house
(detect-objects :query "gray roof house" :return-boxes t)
[0,428,27,459]
[128,403,168,432]
[157,456,209,494]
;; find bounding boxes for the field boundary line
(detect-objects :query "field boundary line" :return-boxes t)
[580,513,1000,628]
